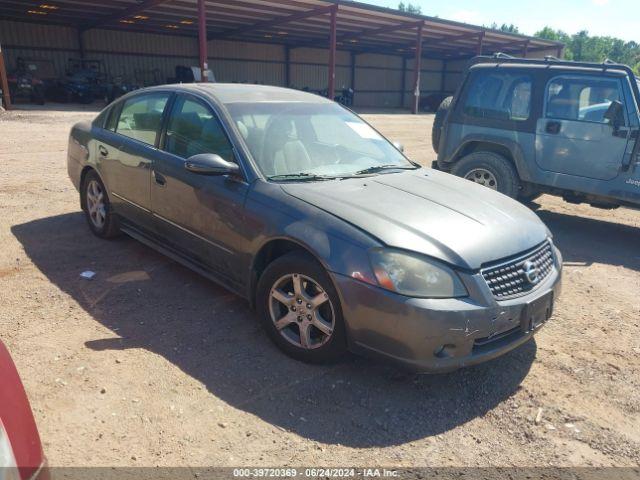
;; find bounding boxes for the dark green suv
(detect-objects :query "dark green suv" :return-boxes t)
[433,55,640,209]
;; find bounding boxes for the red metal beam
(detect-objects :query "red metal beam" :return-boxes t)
[82,0,172,31]
[197,0,208,82]
[327,5,338,100]
[424,31,483,48]
[412,22,423,114]
[339,20,422,44]
[0,43,12,110]
[209,4,335,40]
[476,30,485,55]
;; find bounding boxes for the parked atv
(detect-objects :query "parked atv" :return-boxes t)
[7,58,45,105]
[433,54,640,210]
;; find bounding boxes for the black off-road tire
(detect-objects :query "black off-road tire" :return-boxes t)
[256,251,348,364]
[452,151,521,198]
[431,96,453,154]
[81,170,120,239]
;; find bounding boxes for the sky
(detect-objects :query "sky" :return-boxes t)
[362,0,638,42]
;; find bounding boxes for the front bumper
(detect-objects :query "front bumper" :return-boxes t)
[334,255,562,373]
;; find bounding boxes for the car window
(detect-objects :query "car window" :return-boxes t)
[93,107,110,129]
[164,96,234,161]
[546,76,623,124]
[310,114,381,157]
[105,103,120,132]
[115,93,170,145]
[463,71,532,121]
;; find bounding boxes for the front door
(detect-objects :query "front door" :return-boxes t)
[150,93,249,286]
[535,75,630,181]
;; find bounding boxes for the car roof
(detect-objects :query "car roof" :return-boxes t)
[140,83,333,105]
[469,56,632,77]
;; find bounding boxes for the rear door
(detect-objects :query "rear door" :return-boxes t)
[97,91,171,229]
[151,93,249,286]
[535,74,630,181]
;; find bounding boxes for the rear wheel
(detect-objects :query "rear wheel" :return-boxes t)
[452,151,520,198]
[431,96,453,154]
[82,170,120,238]
[256,252,347,364]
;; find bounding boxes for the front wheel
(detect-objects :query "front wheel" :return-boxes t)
[256,252,347,364]
[451,151,520,198]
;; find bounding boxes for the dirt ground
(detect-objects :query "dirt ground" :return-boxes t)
[0,104,639,468]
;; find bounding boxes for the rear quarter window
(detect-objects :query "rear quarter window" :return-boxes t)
[463,70,532,121]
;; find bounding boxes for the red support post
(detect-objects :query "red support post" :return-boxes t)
[0,43,11,110]
[523,40,530,58]
[327,5,338,100]
[412,23,423,114]
[197,0,208,82]
[477,31,485,56]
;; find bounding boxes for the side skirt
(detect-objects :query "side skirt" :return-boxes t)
[119,223,249,301]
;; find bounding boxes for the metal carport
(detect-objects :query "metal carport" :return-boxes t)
[0,0,563,112]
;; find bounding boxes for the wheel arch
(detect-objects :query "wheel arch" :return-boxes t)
[79,165,97,210]
[448,136,532,182]
[249,237,336,310]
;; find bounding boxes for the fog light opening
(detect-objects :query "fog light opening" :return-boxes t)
[434,344,456,359]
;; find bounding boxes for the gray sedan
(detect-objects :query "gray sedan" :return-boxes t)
[67,84,562,373]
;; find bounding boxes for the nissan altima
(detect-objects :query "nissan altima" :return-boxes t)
[67,84,562,372]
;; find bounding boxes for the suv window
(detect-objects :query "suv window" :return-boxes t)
[115,93,170,145]
[464,71,532,121]
[164,96,234,161]
[546,76,623,124]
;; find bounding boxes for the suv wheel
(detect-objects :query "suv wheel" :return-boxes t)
[431,96,453,154]
[256,251,347,364]
[82,170,120,238]
[452,151,520,198]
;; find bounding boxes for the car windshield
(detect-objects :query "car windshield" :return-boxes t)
[225,102,414,180]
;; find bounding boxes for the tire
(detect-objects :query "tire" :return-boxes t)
[451,151,521,198]
[32,86,45,105]
[256,251,347,364]
[81,170,120,239]
[518,185,542,203]
[431,96,453,154]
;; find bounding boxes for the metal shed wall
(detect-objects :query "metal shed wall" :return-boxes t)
[0,18,557,109]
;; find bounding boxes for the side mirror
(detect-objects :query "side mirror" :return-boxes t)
[184,153,240,176]
[392,141,404,153]
[603,100,624,127]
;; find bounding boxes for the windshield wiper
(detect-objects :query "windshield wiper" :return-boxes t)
[353,164,419,176]
[267,173,337,182]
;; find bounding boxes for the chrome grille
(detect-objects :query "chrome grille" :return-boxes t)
[481,242,555,299]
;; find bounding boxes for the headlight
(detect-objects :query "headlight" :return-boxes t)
[369,249,467,298]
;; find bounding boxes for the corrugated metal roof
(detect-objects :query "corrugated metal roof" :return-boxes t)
[0,0,562,60]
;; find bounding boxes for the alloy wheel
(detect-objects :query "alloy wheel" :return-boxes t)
[268,273,335,350]
[86,179,106,229]
[464,168,498,190]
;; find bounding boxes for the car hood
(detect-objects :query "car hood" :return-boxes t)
[280,168,549,270]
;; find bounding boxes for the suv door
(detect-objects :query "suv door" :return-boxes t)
[536,74,630,181]
[151,93,249,288]
[95,91,171,229]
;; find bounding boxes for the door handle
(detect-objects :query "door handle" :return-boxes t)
[153,171,166,186]
[98,145,109,157]
[613,127,630,139]
[546,121,561,135]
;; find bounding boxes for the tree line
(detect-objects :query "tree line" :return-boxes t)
[534,28,640,74]
[394,4,639,75]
